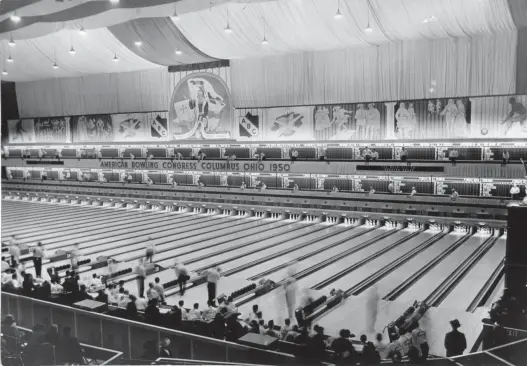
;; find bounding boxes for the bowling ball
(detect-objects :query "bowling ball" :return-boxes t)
[481,128,488,135]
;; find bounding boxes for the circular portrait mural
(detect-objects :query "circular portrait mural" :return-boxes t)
[169,72,233,140]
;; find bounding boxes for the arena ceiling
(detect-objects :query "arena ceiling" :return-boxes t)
[0,0,525,82]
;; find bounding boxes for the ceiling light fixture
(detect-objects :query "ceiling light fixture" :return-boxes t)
[113,54,119,62]
[52,63,59,69]
[262,19,268,45]
[175,49,182,55]
[423,16,438,23]
[262,36,268,45]
[109,0,119,3]
[364,6,372,32]
[7,55,13,63]
[2,70,8,76]
[79,26,86,35]
[224,9,233,33]
[69,46,76,55]
[8,36,15,47]
[334,0,343,19]
[173,4,180,21]
[134,41,142,46]
[10,14,21,23]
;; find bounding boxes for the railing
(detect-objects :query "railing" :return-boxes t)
[0,292,296,365]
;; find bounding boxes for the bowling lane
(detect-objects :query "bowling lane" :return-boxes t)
[125,222,307,295]
[374,233,462,297]
[7,209,162,244]
[397,234,488,304]
[24,215,242,275]
[440,236,506,311]
[321,230,434,292]
[224,225,369,280]
[236,227,395,317]
[163,223,340,272]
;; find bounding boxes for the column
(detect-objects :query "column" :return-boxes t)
[384,102,397,139]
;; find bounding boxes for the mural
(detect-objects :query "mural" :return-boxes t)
[314,102,387,140]
[34,117,70,143]
[7,119,35,143]
[112,112,168,142]
[71,114,114,143]
[471,95,527,139]
[394,98,471,139]
[264,107,314,141]
[237,110,261,141]
[169,72,233,140]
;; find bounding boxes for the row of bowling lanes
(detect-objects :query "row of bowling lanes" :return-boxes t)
[2,199,505,356]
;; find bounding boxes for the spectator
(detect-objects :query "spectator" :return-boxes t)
[502,150,510,167]
[371,150,379,161]
[22,273,35,296]
[221,296,237,313]
[444,319,467,357]
[400,147,408,163]
[449,149,459,166]
[153,277,165,303]
[49,268,60,284]
[510,184,520,200]
[144,299,161,325]
[188,303,202,321]
[291,149,299,163]
[248,320,260,334]
[332,186,339,193]
[168,304,182,329]
[284,325,301,342]
[159,337,172,357]
[360,334,380,365]
[388,182,394,194]
[126,295,139,320]
[95,289,108,303]
[77,284,92,301]
[258,319,266,334]
[374,333,389,359]
[146,282,159,301]
[202,300,217,321]
[135,295,148,312]
[2,314,23,352]
[411,322,429,361]
[1,257,9,272]
[226,314,246,342]
[368,187,375,196]
[211,313,226,339]
[264,320,278,337]
[362,147,372,164]
[50,279,64,295]
[58,326,83,365]
[309,325,327,359]
[45,324,59,346]
[280,318,292,339]
[331,329,356,364]
[179,300,189,320]
[450,189,459,201]
[246,304,259,324]
[410,187,417,197]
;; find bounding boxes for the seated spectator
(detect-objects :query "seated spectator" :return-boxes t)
[284,325,301,342]
[264,320,278,337]
[449,149,459,166]
[410,187,417,197]
[50,280,64,295]
[226,314,247,342]
[291,149,299,163]
[179,300,189,320]
[22,274,35,295]
[95,289,108,303]
[211,313,226,340]
[450,189,459,201]
[3,273,20,292]
[77,284,92,301]
[58,326,83,365]
[221,296,237,313]
[331,329,356,364]
[309,325,327,359]
[368,187,375,196]
[280,318,292,340]
[144,299,161,325]
[371,150,379,161]
[362,147,372,163]
[246,304,259,324]
[168,304,182,329]
[159,337,172,357]
[360,334,380,365]
[202,300,218,321]
[374,333,389,359]
[188,303,202,321]
[258,319,266,334]
[332,186,339,193]
[135,295,148,311]
[45,324,59,346]
[400,147,408,162]
[126,295,139,320]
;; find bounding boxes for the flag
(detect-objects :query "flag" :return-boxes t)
[239,112,259,137]
[151,115,168,138]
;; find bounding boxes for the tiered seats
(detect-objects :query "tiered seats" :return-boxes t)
[255,147,282,159]
[100,148,119,158]
[146,148,167,158]
[325,147,354,160]
[198,147,221,159]
[224,147,250,159]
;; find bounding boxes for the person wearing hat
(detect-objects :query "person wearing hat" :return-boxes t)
[444,319,466,357]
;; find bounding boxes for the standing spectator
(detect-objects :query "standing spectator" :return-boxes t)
[135,295,148,311]
[444,319,467,357]
[204,267,221,303]
[58,327,83,365]
[371,150,379,161]
[502,150,510,167]
[136,259,146,297]
[153,277,165,303]
[309,325,327,359]
[9,238,20,269]
[173,259,189,295]
[126,295,139,320]
[374,333,388,359]
[146,283,159,301]
[32,242,44,278]
[411,322,429,361]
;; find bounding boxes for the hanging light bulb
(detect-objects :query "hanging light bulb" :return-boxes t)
[2,70,8,76]
[224,24,233,33]
[8,36,15,47]
[52,63,59,69]
[7,55,13,63]
[364,23,373,33]
[109,0,119,3]
[175,49,182,55]
[69,46,76,55]
[262,36,268,45]
[334,0,343,19]
[10,14,21,23]
[173,4,180,21]
[134,41,142,46]
[79,26,86,35]
[113,54,119,62]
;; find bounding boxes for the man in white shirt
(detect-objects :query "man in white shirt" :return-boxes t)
[135,259,146,298]
[179,300,189,320]
[50,280,64,294]
[202,300,218,321]
[188,303,202,321]
[9,239,21,268]
[1,257,10,272]
[146,282,159,301]
[32,242,44,278]
[410,187,417,197]
[135,296,148,311]
[368,187,376,196]
[204,267,221,303]
[388,182,394,194]
[118,290,131,308]
[173,260,189,295]
[70,243,80,271]
[510,184,520,200]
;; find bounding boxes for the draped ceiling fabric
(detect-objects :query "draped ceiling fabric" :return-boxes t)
[172,0,517,59]
[0,27,162,82]
[108,17,217,66]
[0,0,267,40]
[231,31,517,108]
